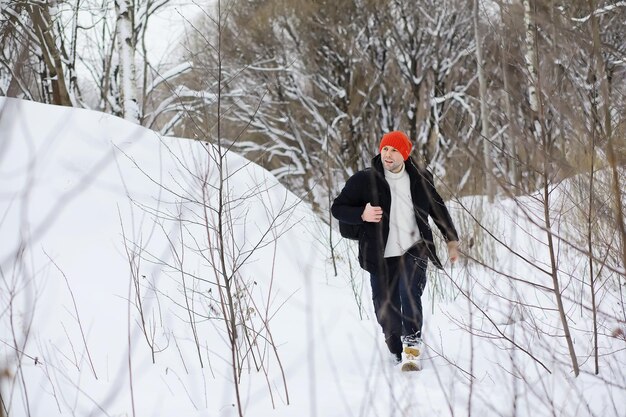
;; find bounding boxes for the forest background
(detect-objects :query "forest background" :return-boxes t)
[2,0,625,209]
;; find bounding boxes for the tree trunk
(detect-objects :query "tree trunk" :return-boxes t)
[525,0,579,376]
[498,4,520,190]
[115,0,140,123]
[523,0,539,115]
[6,38,32,99]
[474,0,494,201]
[28,3,72,106]
[587,0,626,274]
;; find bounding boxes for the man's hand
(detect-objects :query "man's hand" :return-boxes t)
[447,241,460,263]
[361,203,383,223]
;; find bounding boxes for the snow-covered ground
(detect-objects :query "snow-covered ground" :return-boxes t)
[1,97,624,417]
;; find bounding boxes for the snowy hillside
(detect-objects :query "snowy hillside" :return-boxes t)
[1,98,624,417]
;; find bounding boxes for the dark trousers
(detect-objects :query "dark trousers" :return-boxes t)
[370,250,428,355]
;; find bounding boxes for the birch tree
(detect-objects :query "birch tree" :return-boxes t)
[114,0,140,123]
[0,0,180,123]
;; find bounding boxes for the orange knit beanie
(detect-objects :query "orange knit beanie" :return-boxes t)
[379,131,413,160]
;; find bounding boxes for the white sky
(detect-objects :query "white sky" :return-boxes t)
[145,1,206,65]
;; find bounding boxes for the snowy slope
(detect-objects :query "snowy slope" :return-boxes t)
[1,98,624,417]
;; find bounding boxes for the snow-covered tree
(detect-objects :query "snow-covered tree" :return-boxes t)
[172,0,482,211]
[0,0,183,124]
[1,0,74,105]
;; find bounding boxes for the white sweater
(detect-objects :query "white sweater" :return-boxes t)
[384,164,422,258]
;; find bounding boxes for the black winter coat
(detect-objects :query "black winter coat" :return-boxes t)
[331,155,459,274]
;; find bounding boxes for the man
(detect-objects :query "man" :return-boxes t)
[331,131,459,364]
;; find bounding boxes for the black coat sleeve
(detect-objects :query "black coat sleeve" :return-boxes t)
[423,170,459,242]
[331,172,368,225]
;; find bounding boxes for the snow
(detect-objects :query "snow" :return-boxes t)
[1,97,625,417]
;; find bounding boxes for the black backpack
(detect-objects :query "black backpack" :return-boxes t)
[338,221,361,240]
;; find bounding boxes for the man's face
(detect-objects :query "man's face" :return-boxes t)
[381,146,405,173]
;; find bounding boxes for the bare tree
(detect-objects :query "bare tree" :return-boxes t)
[0,1,73,105]
[114,3,298,415]
[474,0,494,201]
[0,0,184,124]
[586,0,626,270]
[169,0,482,215]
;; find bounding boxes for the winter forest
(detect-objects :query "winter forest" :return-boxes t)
[1,0,626,416]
